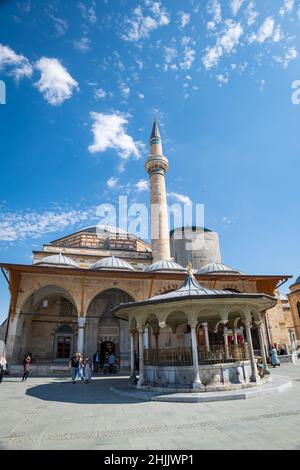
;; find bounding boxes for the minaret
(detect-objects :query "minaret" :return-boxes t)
[145,119,171,262]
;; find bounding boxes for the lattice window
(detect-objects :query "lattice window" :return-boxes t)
[59,299,74,316]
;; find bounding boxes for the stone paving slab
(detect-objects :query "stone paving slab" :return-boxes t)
[0,365,299,449]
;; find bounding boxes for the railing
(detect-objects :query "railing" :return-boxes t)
[144,344,249,367]
[198,344,249,365]
[144,348,193,366]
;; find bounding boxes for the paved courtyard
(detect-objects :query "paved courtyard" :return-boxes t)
[1,365,300,450]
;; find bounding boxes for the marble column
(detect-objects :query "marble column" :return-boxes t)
[202,322,210,351]
[77,317,86,354]
[154,333,159,364]
[232,327,239,359]
[223,328,230,360]
[137,327,145,388]
[255,321,270,375]
[244,318,260,383]
[129,331,136,383]
[189,321,203,389]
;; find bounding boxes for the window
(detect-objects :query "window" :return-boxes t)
[60,299,74,316]
[57,336,71,358]
[297,301,300,318]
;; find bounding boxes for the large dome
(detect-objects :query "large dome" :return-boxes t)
[197,262,242,275]
[91,256,135,271]
[145,260,186,272]
[34,253,80,268]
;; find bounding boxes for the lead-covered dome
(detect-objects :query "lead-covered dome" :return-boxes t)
[197,262,242,275]
[145,260,186,272]
[91,256,135,271]
[294,275,300,285]
[34,253,80,268]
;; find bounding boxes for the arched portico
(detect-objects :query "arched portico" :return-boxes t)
[8,285,78,363]
[84,288,134,368]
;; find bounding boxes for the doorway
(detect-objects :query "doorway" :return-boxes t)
[100,341,115,366]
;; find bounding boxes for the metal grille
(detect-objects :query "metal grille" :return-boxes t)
[59,299,74,316]
[144,348,193,366]
[144,343,249,367]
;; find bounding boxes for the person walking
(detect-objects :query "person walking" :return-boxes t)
[93,351,100,374]
[0,355,7,383]
[103,352,109,375]
[84,357,92,383]
[270,344,281,368]
[69,353,80,383]
[108,352,117,375]
[21,354,31,382]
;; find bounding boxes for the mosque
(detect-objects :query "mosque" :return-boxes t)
[0,120,299,378]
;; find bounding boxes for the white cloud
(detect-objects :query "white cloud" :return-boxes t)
[88,112,144,161]
[279,0,294,16]
[119,82,130,99]
[273,25,283,43]
[78,2,97,24]
[202,21,243,70]
[273,47,297,68]
[135,179,148,191]
[207,21,216,31]
[138,93,144,99]
[73,37,91,52]
[207,0,222,23]
[231,0,243,16]
[249,17,274,43]
[35,58,79,105]
[0,44,32,81]
[180,47,195,70]
[94,88,107,99]
[178,12,190,30]
[164,46,177,70]
[121,2,169,42]
[245,1,258,26]
[0,208,95,242]
[48,14,68,36]
[107,177,119,188]
[216,74,228,84]
[168,192,192,205]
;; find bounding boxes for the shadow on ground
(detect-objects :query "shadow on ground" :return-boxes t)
[24,376,143,404]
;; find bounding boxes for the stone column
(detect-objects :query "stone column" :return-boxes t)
[129,331,136,383]
[77,317,86,354]
[5,313,20,362]
[189,321,203,390]
[154,333,159,364]
[244,318,260,383]
[137,327,145,388]
[255,321,270,375]
[223,328,230,360]
[202,322,210,351]
[232,327,239,359]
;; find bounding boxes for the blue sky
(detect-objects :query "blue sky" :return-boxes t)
[0,0,300,322]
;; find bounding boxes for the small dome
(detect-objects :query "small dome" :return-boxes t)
[145,260,186,272]
[34,253,80,268]
[294,275,300,285]
[91,256,135,271]
[197,262,242,275]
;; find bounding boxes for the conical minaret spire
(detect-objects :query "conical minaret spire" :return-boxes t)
[145,119,171,263]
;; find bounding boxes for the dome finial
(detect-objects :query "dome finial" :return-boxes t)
[186,261,193,276]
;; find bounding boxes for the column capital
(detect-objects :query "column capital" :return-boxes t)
[138,327,145,334]
[201,322,208,327]
[254,320,263,328]
[78,317,86,328]
[188,320,198,329]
